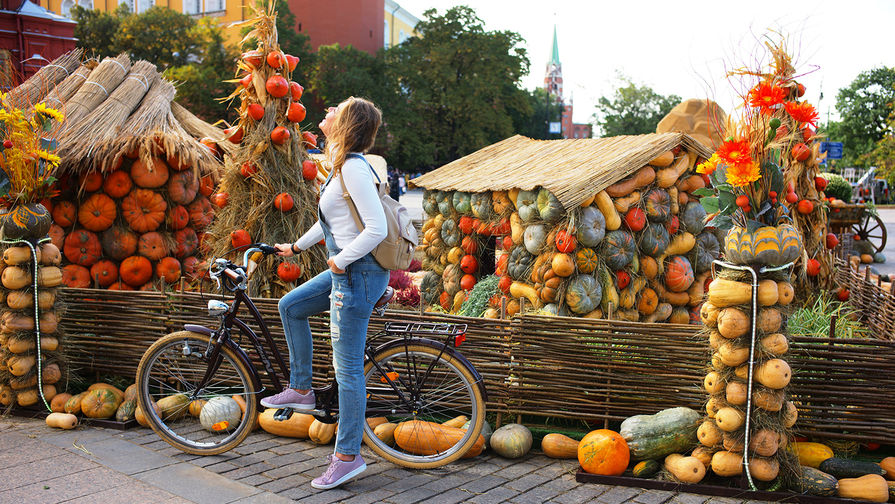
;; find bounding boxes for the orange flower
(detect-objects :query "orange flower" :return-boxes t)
[716,139,760,187]
[696,153,720,175]
[726,159,761,187]
[748,82,786,115]
[784,101,819,128]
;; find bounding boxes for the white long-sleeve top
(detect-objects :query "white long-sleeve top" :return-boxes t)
[295,155,387,270]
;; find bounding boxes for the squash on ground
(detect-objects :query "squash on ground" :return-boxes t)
[46,412,78,430]
[578,429,629,476]
[373,422,398,446]
[157,393,190,421]
[258,408,315,438]
[309,419,337,444]
[665,453,706,483]
[541,433,579,459]
[797,466,839,496]
[394,420,485,458]
[819,457,887,479]
[880,456,895,480]
[490,423,532,459]
[80,388,122,419]
[619,407,701,461]
[837,474,888,502]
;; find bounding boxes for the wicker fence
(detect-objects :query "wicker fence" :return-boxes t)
[60,288,895,443]
[834,258,895,339]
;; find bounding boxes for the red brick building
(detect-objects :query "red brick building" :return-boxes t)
[0,0,75,87]
[288,0,385,55]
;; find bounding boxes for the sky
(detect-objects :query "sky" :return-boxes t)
[397,0,895,125]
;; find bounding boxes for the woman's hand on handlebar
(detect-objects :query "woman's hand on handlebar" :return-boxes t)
[274,243,297,257]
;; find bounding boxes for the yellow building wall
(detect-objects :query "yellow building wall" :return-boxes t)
[385,9,417,49]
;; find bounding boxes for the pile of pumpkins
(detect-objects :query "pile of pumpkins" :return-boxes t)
[48,152,217,291]
[44,382,139,429]
[418,146,722,322]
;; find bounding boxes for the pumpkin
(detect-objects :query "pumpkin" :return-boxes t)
[50,393,72,413]
[309,419,337,444]
[551,253,575,277]
[507,246,534,281]
[187,196,214,230]
[63,229,101,266]
[435,191,453,217]
[541,433,579,459]
[619,407,701,461]
[576,247,599,274]
[879,457,895,480]
[79,171,103,192]
[77,193,116,232]
[138,231,168,261]
[80,388,122,419]
[102,227,138,260]
[694,232,720,273]
[492,190,513,214]
[135,401,161,427]
[750,456,780,481]
[460,235,478,255]
[131,157,170,188]
[537,188,564,222]
[198,396,242,432]
[632,459,662,478]
[61,264,90,287]
[452,191,472,215]
[724,224,802,266]
[577,206,606,247]
[373,423,398,446]
[490,423,532,459]
[638,224,670,258]
[756,358,791,389]
[199,175,215,197]
[155,257,181,283]
[116,398,137,422]
[523,224,547,254]
[681,202,707,234]
[103,170,133,198]
[798,466,839,496]
[602,230,635,270]
[52,200,77,226]
[39,242,61,266]
[173,228,198,258]
[565,274,602,314]
[664,256,694,292]
[838,474,889,502]
[697,419,722,447]
[665,453,706,483]
[167,171,199,205]
[644,188,671,222]
[555,230,576,253]
[120,255,153,287]
[393,420,485,458]
[707,278,751,307]
[625,207,646,232]
[422,191,438,216]
[457,216,474,235]
[470,192,492,219]
[122,189,166,232]
[578,429,629,476]
[167,205,189,230]
[516,190,539,222]
[637,287,659,315]
[258,408,315,438]
[441,219,460,247]
[420,271,443,305]
[749,428,780,457]
[89,259,118,287]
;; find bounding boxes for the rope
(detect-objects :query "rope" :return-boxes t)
[125,74,149,92]
[108,58,127,75]
[82,81,110,98]
[42,64,70,76]
[1,236,52,412]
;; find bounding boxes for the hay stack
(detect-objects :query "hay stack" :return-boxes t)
[8,49,82,109]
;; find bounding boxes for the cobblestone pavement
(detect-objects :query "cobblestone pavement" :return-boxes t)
[1,417,766,503]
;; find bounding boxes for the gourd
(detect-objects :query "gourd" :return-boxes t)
[80,388,122,419]
[761,333,789,355]
[510,281,541,308]
[516,190,539,222]
[576,247,599,274]
[157,393,190,421]
[606,166,656,197]
[189,400,206,418]
[258,408,315,438]
[88,382,126,403]
[748,428,780,457]
[649,150,674,167]
[577,206,606,247]
[17,385,56,407]
[122,189,167,232]
[470,192,492,219]
[755,359,791,389]
[64,392,86,414]
[750,456,779,481]
[656,154,689,187]
[541,433,579,459]
[725,381,747,405]
[618,407,701,461]
[714,407,745,432]
[565,274,602,314]
[197,396,242,432]
[51,393,72,413]
[777,281,795,305]
[374,422,398,446]
[819,458,887,479]
[452,191,471,215]
[46,412,78,430]
[664,256,694,292]
[523,224,547,254]
[691,446,714,468]
[643,188,672,222]
[135,401,161,427]
[697,420,722,447]
[662,233,696,261]
[711,450,744,476]
[638,224,670,258]
[614,192,641,214]
[717,308,749,338]
[644,302,672,323]
[394,420,485,458]
[510,212,524,243]
[537,188,563,222]
[594,191,621,231]
[707,278,751,307]
[441,219,460,247]
[879,456,895,479]
[641,256,659,279]
[703,372,724,394]
[78,193,116,232]
[442,415,468,428]
[3,246,39,265]
[599,268,619,313]
[490,423,532,459]
[724,224,802,266]
[664,453,706,484]
[507,246,534,281]
[436,191,453,217]
[632,459,661,478]
[798,466,839,496]
[578,429,629,476]
[837,474,889,502]
[637,287,659,315]
[751,388,784,412]
[116,397,137,422]
[602,230,635,270]
[492,191,513,214]
[757,308,783,333]
[309,419,337,444]
[694,232,720,273]
[681,202,707,234]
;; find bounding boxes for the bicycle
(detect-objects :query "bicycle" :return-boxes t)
[135,244,486,469]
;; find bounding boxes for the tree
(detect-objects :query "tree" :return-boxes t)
[115,6,200,69]
[834,67,895,167]
[593,75,680,137]
[70,5,124,59]
[385,6,530,171]
[512,87,562,140]
[868,111,895,185]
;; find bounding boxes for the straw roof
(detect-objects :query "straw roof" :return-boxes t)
[411,133,714,210]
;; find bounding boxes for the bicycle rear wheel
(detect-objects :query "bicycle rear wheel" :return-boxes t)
[362,344,485,469]
[136,331,257,455]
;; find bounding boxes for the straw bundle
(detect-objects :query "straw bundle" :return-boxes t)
[171,102,238,158]
[8,48,82,109]
[41,62,96,110]
[61,54,131,129]
[58,61,158,169]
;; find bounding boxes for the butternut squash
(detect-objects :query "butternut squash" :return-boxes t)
[6,335,58,354]
[37,266,62,288]
[6,289,55,310]
[1,266,31,290]
[613,192,640,213]
[705,397,720,418]
[782,400,798,428]
[676,174,706,194]
[366,417,389,429]
[656,283,690,306]
[837,474,888,502]
[725,381,747,406]
[880,456,895,480]
[668,187,680,215]
[749,456,780,481]
[761,333,789,355]
[757,279,778,306]
[703,371,724,394]
[9,363,60,389]
[17,384,56,406]
[135,401,161,427]
[643,302,672,323]
[718,341,749,366]
[660,232,696,260]
[717,307,749,338]
[258,408,314,438]
[510,281,541,309]
[656,154,689,188]
[664,453,706,483]
[394,420,485,458]
[442,415,469,428]
[46,412,78,430]
[510,213,524,244]
[698,419,722,447]
[7,354,34,376]
[708,278,751,307]
[691,446,714,468]
[722,432,744,452]
[711,450,744,476]
[649,150,674,168]
[687,271,708,306]
[308,419,337,444]
[748,429,780,457]
[756,359,791,389]
[594,191,621,231]
[373,422,398,446]
[541,433,579,459]
[700,301,719,326]
[580,194,595,207]
[40,243,61,266]
[4,246,38,264]
[708,331,723,350]
[606,166,656,197]
[777,281,794,305]
[714,407,745,432]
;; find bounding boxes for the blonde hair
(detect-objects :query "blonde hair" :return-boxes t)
[324,97,382,175]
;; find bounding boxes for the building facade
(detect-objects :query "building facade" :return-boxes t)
[543,25,591,139]
[0,0,76,85]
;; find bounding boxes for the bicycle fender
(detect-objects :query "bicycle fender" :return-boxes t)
[184,324,213,335]
[372,338,488,402]
[182,324,263,397]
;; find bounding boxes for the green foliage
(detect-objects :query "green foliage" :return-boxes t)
[457,275,499,317]
[834,67,895,167]
[70,5,122,59]
[116,7,200,69]
[820,172,853,203]
[593,75,681,137]
[867,110,895,186]
[512,87,562,140]
[788,293,867,339]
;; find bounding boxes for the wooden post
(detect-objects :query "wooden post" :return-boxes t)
[499,296,506,320]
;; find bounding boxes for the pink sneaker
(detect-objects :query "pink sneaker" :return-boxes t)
[311,454,366,490]
[260,388,315,410]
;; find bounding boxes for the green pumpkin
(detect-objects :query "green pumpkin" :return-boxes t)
[565,274,602,314]
[507,245,534,281]
[441,219,460,247]
[874,252,886,263]
[537,188,564,222]
[470,192,493,219]
[638,224,669,258]
[603,230,636,270]
[681,202,706,234]
[452,191,472,215]
[644,188,671,222]
[516,190,539,222]
[577,206,606,247]
[420,271,443,305]
[422,190,438,217]
[436,191,453,217]
[619,407,702,461]
[693,232,720,273]
[1,202,52,240]
[523,224,547,254]
[724,224,802,266]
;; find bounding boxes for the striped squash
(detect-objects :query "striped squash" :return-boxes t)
[724,224,802,266]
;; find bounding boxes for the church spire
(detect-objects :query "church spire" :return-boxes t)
[549,24,560,66]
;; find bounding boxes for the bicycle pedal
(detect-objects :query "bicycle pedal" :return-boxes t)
[273,408,294,421]
[373,304,387,317]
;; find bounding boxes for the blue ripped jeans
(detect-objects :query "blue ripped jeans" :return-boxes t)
[277,241,389,455]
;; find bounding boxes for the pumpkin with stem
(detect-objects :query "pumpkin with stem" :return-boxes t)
[138,231,168,261]
[120,255,153,287]
[122,189,166,232]
[131,157,170,188]
[63,229,102,266]
[77,193,117,232]
[89,259,119,288]
[490,423,532,459]
[52,200,77,227]
[173,228,198,258]
[169,205,190,230]
[577,206,606,247]
[62,264,91,287]
[102,170,133,198]
[156,257,181,284]
[724,223,802,266]
[602,230,636,270]
[102,227,138,260]
[565,274,602,314]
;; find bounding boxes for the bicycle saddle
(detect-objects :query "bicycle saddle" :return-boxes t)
[375,286,394,309]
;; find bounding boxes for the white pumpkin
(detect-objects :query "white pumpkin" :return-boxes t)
[523,224,547,255]
[199,396,242,432]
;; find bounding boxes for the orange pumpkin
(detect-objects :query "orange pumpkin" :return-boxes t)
[211,192,229,208]
[166,151,190,171]
[461,235,478,254]
[78,193,116,232]
[121,189,166,232]
[63,229,101,266]
[108,280,135,291]
[578,429,630,476]
[187,196,214,230]
[271,126,291,145]
[637,287,659,315]
[48,224,64,248]
[555,230,577,253]
[80,388,121,419]
[231,229,251,249]
[79,171,103,192]
[167,171,199,205]
[173,228,198,258]
[274,193,294,212]
[576,248,598,274]
[131,157,170,188]
[62,264,91,288]
[199,175,215,197]
[102,227,138,260]
[138,231,168,261]
[89,259,118,288]
[641,256,659,279]
[102,170,133,198]
[551,253,575,277]
[169,205,189,230]
[156,257,181,284]
[286,102,306,123]
[52,200,77,227]
[460,274,476,290]
[120,256,153,287]
[182,256,201,280]
[277,262,302,282]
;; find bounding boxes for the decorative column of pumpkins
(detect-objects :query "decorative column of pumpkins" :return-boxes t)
[203,4,325,297]
[0,242,64,410]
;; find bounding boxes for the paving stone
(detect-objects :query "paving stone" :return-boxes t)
[704,498,745,504]
[509,483,565,504]
[466,484,521,504]
[259,473,312,493]
[633,489,676,504]
[269,442,310,455]
[340,488,396,504]
[221,462,272,479]
[264,460,323,479]
[456,474,510,494]
[0,450,98,491]
[64,436,179,476]
[190,453,240,467]
[278,485,314,500]
[381,472,438,493]
[237,473,275,486]
[205,461,240,474]
[454,461,502,476]
[348,472,397,490]
[386,486,438,504]
[596,485,644,504]
[63,482,185,503]
[135,462,261,504]
[264,449,313,466]
[493,462,539,479]
[234,438,284,455]
[551,483,611,504]
[418,473,475,493]
[0,467,131,504]
[229,491,295,503]
[506,471,553,492]
[294,488,354,503]
[426,487,475,504]
[667,494,709,504]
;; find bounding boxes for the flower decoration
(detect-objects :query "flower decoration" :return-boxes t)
[748,82,786,115]
[784,101,819,128]
[696,153,720,176]
[0,93,64,208]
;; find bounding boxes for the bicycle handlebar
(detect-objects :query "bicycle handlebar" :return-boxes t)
[208,243,279,289]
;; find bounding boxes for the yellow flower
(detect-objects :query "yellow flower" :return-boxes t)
[33,102,64,123]
[696,153,720,175]
[35,149,61,165]
[726,160,761,188]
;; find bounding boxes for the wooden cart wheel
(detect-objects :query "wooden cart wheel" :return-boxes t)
[850,212,887,253]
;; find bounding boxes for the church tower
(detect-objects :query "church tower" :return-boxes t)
[544,25,563,99]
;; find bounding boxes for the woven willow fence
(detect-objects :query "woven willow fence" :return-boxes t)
[60,288,895,443]
[834,258,895,340]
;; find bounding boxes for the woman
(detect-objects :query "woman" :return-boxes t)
[263,97,389,490]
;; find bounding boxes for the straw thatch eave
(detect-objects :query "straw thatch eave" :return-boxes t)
[411,133,714,210]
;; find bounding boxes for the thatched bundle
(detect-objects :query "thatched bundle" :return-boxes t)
[61,54,132,129]
[8,49,83,109]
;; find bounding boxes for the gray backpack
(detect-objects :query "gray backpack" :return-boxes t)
[338,154,418,270]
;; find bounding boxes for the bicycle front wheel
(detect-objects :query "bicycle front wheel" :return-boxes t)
[362,344,485,469]
[135,331,257,455]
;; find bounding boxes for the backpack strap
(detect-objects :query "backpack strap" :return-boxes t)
[339,153,379,233]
